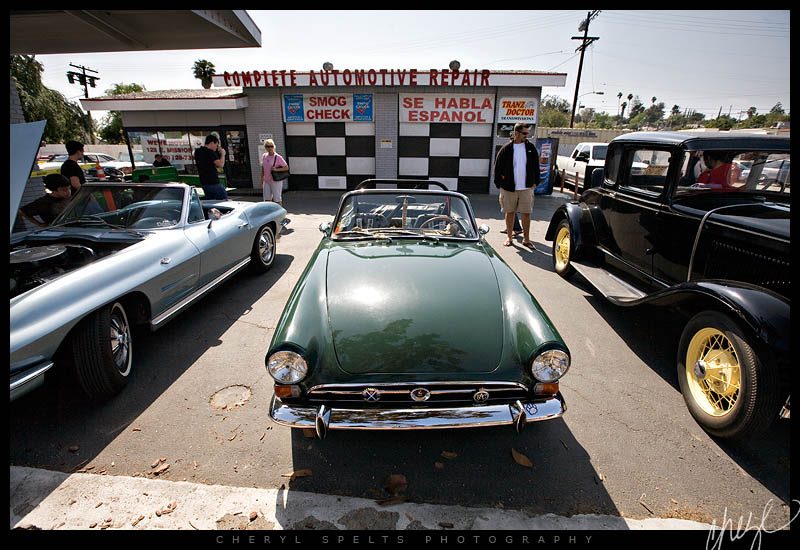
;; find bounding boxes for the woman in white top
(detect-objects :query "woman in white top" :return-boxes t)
[260,139,289,205]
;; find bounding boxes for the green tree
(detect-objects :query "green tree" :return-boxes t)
[97,83,146,143]
[11,54,92,143]
[644,102,666,126]
[746,106,758,119]
[539,95,571,127]
[192,59,216,89]
[629,96,645,118]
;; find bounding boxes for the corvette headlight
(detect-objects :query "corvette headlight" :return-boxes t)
[531,350,570,382]
[266,351,308,384]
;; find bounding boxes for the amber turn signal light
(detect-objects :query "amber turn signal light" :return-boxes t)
[533,382,559,395]
[274,385,301,399]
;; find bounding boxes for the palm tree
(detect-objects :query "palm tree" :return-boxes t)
[651,96,657,105]
[627,93,633,104]
[620,101,628,119]
[192,59,216,89]
[617,92,622,116]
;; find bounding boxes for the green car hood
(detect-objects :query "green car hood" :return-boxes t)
[326,242,503,375]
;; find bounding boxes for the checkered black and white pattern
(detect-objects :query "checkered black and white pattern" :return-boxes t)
[397,122,493,193]
[285,122,376,190]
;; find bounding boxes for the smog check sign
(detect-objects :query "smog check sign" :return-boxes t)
[283,94,373,123]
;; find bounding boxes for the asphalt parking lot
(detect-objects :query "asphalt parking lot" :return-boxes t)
[9,188,790,530]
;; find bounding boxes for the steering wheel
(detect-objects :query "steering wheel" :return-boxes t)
[130,216,171,229]
[418,215,457,229]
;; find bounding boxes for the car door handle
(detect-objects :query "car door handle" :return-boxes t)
[237,222,250,229]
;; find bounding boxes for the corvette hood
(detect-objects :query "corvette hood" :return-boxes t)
[325,242,504,375]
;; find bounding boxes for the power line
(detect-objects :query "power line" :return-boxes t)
[570,10,601,128]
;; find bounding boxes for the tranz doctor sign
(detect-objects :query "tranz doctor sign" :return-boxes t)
[498,97,538,124]
[283,94,373,123]
[400,94,495,123]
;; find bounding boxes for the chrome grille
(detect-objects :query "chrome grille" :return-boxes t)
[306,381,529,407]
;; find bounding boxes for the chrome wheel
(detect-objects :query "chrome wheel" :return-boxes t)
[109,303,132,376]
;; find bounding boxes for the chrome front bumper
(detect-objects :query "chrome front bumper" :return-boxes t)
[10,360,54,402]
[269,393,566,439]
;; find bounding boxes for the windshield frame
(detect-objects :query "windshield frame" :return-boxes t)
[330,188,481,242]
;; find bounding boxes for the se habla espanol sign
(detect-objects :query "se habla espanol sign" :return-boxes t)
[399,94,495,124]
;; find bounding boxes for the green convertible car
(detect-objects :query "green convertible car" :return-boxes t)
[265,180,570,439]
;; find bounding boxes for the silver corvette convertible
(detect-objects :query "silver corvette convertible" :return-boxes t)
[11,182,286,401]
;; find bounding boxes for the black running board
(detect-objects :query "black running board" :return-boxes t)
[571,261,648,305]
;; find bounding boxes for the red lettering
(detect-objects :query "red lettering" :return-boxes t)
[435,97,446,109]
[408,111,419,122]
[232,72,241,86]
[320,71,329,86]
[342,69,352,85]
[367,69,377,85]
[440,69,449,86]
[241,72,252,87]
[409,69,418,85]
[430,69,439,86]
[354,70,365,86]
[413,98,423,108]
[289,70,297,86]
[460,71,471,86]
[224,71,232,86]
[402,97,414,108]
[253,72,262,87]
[271,70,279,86]
[309,71,318,86]
[481,98,493,109]
[279,70,288,86]
[331,69,340,84]
[397,70,406,85]
[481,70,490,86]
[459,98,469,109]
[379,69,388,85]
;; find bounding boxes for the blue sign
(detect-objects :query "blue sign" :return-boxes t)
[353,94,373,122]
[534,137,555,195]
[284,94,305,122]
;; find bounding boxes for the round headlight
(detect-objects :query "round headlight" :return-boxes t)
[267,351,308,384]
[531,350,570,382]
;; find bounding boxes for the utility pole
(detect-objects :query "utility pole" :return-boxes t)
[67,63,100,144]
[569,10,600,128]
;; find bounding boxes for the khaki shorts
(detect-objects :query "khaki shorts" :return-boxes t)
[499,188,534,214]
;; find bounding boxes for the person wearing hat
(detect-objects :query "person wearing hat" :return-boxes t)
[493,122,540,249]
[19,173,73,228]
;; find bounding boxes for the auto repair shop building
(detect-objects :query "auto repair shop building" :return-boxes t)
[81,67,566,194]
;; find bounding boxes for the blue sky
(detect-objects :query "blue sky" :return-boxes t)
[35,10,789,121]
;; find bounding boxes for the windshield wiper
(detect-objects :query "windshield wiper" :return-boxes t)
[51,215,143,236]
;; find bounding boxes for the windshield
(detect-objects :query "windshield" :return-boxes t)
[332,192,478,240]
[117,152,146,162]
[55,185,185,230]
[676,150,790,197]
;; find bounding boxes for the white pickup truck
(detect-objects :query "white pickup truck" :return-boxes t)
[555,142,609,191]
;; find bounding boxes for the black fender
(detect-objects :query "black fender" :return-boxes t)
[639,280,789,376]
[545,202,598,255]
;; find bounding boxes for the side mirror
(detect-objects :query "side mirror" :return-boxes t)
[589,167,604,189]
[319,221,332,236]
[478,224,490,236]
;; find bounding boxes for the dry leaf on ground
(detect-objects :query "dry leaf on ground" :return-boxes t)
[434,462,444,471]
[384,474,408,495]
[281,469,313,481]
[511,448,533,468]
[440,451,458,460]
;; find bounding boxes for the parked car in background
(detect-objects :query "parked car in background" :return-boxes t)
[266,180,570,439]
[740,157,790,191]
[102,152,154,180]
[11,182,286,402]
[545,131,790,439]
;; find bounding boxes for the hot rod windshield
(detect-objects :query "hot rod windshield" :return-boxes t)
[332,192,478,240]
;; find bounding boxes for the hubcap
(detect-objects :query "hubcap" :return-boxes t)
[685,327,741,416]
[555,226,570,270]
[110,305,132,376]
[259,230,274,264]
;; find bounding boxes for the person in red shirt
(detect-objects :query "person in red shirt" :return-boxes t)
[697,151,741,191]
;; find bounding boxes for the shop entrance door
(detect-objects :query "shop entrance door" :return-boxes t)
[220,128,252,188]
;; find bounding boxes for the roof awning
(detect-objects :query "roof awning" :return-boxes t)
[10,10,261,54]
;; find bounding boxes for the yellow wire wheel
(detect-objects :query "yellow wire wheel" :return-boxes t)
[677,310,779,439]
[684,327,741,416]
[553,220,574,277]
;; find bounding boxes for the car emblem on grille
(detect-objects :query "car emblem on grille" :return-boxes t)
[362,387,381,402]
[473,389,490,403]
[410,388,430,402]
